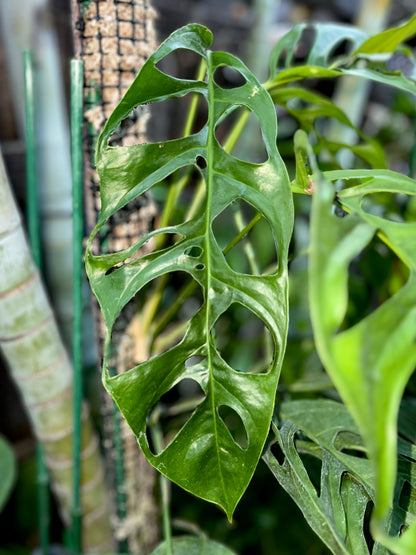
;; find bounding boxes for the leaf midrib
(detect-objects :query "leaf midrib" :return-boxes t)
[205,50,229,511]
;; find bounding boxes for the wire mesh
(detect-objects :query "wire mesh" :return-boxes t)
[71,1,159,551]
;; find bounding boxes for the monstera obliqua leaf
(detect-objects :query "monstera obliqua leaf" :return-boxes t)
[264,399,416,555]
[85,24,293,519]
[266,20,416,96]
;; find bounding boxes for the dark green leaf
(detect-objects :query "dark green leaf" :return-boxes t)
[265,399,416,555]
[264,400,373,555]
[86,24,293,519]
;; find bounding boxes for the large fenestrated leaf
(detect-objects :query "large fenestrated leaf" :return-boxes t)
[309,164,416,552]
[264,399,416,555]
[85,24,293,519]
[264,400,373,555]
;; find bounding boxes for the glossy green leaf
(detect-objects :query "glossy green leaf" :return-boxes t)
[309,163,416,552]
[150,535,236,554]
[86,24,293,519]
[354,12,416,55]
[0,435,16,513]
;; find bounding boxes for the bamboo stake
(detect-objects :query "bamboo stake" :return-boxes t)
[70,58,84,555]
[24,48,50,555]
[0,151,115,552]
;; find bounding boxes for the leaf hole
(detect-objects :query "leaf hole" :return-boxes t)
[218,405,248,450]
[212,199,279,275]
[148,92,208,143]
[292,27,317,65]
[150,271,204,357]
[184,246,203,258]
[107,271,203,369]
[270,440,285,465]
[107,105,149,147]
[275,47,288,70]
[363,500,375,550]
[94,194,158,257]
[195,264,205,271]
[102,229,185,275]
[146,377,206,455]
[213,65,247,89]
[214,303,274,374]
[400,524,409,537]
[294,433,322,497]
[196,155,207,169]
[151,165,206,227]
[327,39,354,65]
[155,48,205,81]
[334,430,366,458]
[214,106,268,164]
[399,481,416,513]
[185,355,205,367]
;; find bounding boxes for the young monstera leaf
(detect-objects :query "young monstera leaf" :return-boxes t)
[309,161,416,552]
[86,24,293,519]
[266,21,416,96]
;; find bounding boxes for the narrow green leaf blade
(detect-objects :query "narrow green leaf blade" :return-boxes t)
[354,13,416,55]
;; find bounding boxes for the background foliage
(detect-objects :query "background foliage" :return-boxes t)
[87,13,416,555]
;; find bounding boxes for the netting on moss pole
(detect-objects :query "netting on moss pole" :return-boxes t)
[71,1,159,552]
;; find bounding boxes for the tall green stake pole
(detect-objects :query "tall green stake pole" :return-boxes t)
[23,48,50,555]
[70,58,84,555]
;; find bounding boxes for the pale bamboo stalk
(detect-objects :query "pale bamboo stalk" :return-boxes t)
[0,152,114,553]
